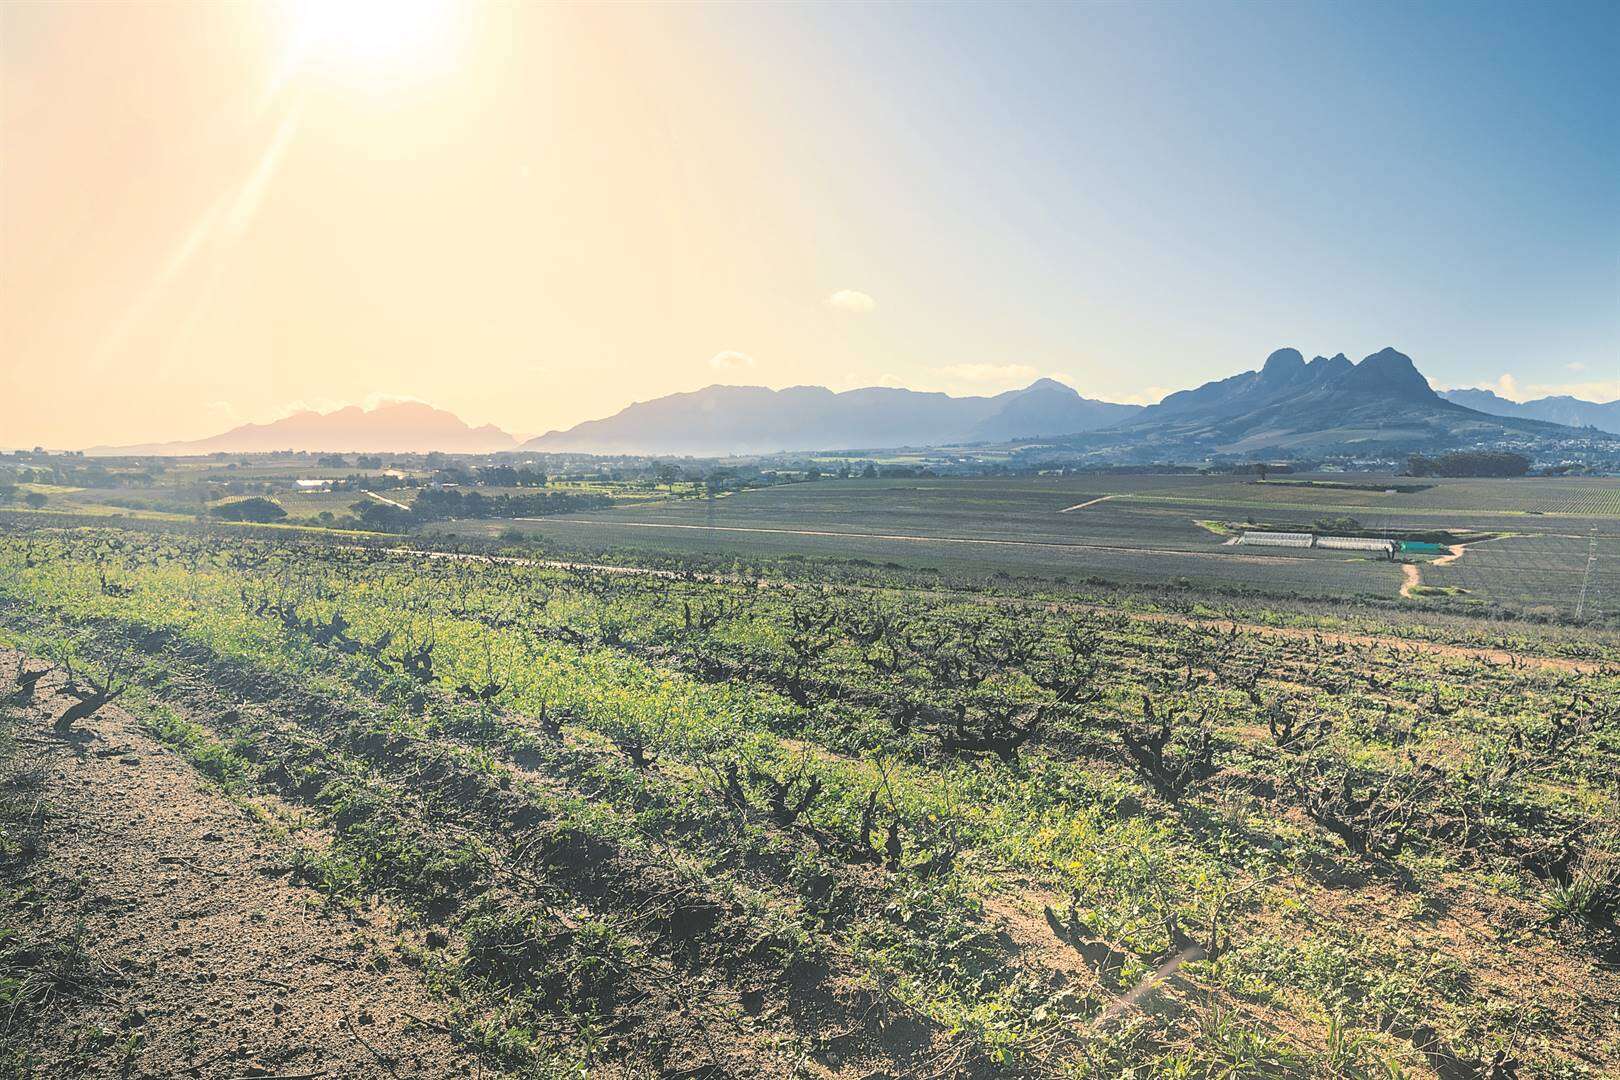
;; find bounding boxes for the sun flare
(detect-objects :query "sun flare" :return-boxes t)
[279,0,459,85]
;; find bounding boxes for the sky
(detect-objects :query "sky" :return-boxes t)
[2,0,1617,449]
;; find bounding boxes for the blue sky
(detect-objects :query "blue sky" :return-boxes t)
[674,0,1619,402]
[2,0,1616,447]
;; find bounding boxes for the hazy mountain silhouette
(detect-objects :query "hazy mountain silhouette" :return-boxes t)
[95,401,517,456]
[1440,388,1620,434]
[964,379,1141,442]
[524,380,1142,455]
[1103,347,1600,454]
[86,351,1613,458]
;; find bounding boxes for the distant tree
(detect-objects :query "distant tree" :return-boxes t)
[317,453,348,468]
[1255,462,1269,481]
[0,484,17,505]
[210,497,286,523]
[22,491,46,509]
[1408,451,1530,478]
[358,502,414,532]
[860,462,878,479]
[479,465,520,487]
[655,463,681,490]
[704,467,738,494]
[357,455,383,470]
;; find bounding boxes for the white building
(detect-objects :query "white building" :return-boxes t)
[1237,531,1315,548]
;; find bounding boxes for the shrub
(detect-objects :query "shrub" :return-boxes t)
[210,497,286,523]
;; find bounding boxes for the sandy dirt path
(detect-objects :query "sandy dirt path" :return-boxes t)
[1399,543,1472,599]
[364,490,412,511]
[2,650,488,1079]
[1433,544,1467,566]
[1057,494,1119,513]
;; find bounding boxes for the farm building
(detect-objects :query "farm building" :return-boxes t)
[1317,535,1396,557]
[1237,531,1315,548]
[1237,531,1396,558]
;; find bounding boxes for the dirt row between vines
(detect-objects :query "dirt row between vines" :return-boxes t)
[0,649,489,1080]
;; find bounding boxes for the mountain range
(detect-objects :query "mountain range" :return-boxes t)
[1091,347,1587,456]
[93,402,518,456]
[522,379,1141,455]
[90,349,1616,458]
[1439,388,1620,434]
[527,348,1610,457]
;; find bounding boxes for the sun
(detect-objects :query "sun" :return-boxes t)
[278,0,460,86]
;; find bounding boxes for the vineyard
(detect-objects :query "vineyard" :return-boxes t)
[465,476,1620,617]
[1528,490,1620,518]
[2,522,1618,1078]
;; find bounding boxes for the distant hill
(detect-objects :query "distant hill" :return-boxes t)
[1440,388,1620,434]
[523,379,1142,455]
[963,379,1142,442]
[1102,348,1601,455]
[92,402,517,456]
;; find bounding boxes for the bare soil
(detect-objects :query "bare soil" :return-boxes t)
[1,649,488,1079]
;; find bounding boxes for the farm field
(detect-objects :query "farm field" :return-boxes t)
[1,520,1617,1078]
[467,511,1412,600]
[1136,476,1620,518]
[18,476,687,529]
[456,476,1620,618]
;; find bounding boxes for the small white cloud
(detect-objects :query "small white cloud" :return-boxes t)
[1439,373,1524,400]
[1115,386,1172,406]
[709,350,756,372]
[1528,378,1620,402]
[1488,373,1523,401]
[937,362,1041,385]
[1566,361,1587,373]
[1451,372,1620,404]
[206,400,242,424]
[826,289,876,314]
